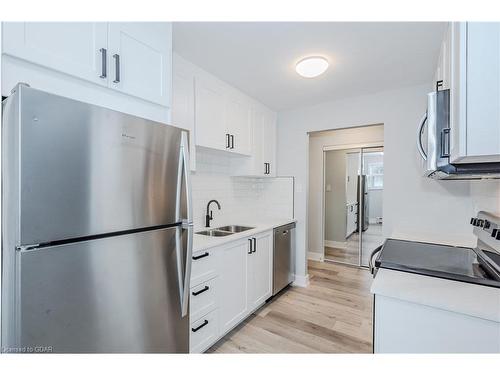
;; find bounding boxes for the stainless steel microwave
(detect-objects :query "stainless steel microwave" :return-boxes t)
[417,89,500,180]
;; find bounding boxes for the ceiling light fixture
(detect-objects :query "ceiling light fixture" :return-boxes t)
[295,56,329,78]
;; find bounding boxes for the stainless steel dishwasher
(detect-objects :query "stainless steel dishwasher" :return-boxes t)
[273,222,296,295]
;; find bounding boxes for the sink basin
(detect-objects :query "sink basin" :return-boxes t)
[196,229,233,237]
[215,225,255,233]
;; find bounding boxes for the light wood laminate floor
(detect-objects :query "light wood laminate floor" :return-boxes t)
[325,224,383,266]
[207,261,373,353]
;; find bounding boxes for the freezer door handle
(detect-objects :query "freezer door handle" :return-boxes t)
[177,131,193,224]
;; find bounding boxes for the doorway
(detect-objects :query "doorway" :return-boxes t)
[323,146,384,267]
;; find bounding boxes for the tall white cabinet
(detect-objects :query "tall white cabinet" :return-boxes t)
[438,22,500,163]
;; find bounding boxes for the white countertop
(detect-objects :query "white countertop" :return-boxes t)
[193,218,297,253]
[371,268,500,323]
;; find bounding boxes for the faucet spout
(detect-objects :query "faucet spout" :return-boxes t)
[205,200,221,227]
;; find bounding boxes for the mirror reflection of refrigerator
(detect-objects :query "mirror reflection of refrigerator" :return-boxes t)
[357,175,369,232]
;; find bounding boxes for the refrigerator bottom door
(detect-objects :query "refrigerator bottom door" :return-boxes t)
[17,226,188,353]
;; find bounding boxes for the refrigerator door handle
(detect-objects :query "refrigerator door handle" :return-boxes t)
[177,131,193,317]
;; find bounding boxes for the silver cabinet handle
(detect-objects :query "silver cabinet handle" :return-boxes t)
[417,111,428,160]
[99,48,107,78]
[113,54,120,83]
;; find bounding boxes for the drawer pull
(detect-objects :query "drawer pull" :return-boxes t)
[192,286,209,296]
[192,252,209,260]
[191,319,209,333]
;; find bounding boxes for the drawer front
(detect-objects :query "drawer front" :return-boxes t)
[190,277,218,322]
[190,309,219,353]
[191,248,217,286]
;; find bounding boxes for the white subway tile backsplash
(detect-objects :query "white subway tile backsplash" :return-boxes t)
[191,150,294,229]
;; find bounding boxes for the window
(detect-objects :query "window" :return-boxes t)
[367,162,383,189]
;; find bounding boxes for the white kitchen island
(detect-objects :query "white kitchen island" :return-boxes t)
[371,268,500,353]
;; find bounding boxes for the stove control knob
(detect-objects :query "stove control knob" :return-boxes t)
[483,220,491,229]
[477,219,484,227]
[492,229,498,238]
[470,217,475,224]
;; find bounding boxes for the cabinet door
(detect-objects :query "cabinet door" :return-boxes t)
[172,54,196,171]
[464,22,500,161]
[262,111,277,176]
[433,24,451,90]
[107,22,172,106]
[219,240,248,335]
[248,232,273,311]
[226,95,252,155]
[243,107,276,177]
[195,75,227,151]
[2,22,108,86]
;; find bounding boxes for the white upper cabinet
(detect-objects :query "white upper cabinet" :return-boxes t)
[433,24,451,90]
[225,94,252,155]
[195,74,252,155]
[2,22,172,108]
[235,107,277,177]
[195,74,228,151]
[172,54,276,169]
[262,111,277,176]
[2,22,108,86]
[172,53,196,171]
[107,22,171,106]
[449,22,500,163]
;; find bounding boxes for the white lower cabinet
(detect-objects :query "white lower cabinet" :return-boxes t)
[190,309,219,354]
[247,231,273,311]
[190,277,218,322]
[189,230,274,352]
[374,295,500,353]
[219,239,250,335]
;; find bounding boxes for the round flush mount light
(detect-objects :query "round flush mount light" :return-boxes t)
[295,56,329,78]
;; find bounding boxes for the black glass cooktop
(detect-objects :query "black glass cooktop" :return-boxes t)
[375,239,500,288]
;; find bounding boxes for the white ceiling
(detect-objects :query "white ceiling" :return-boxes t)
[173,22,446,111]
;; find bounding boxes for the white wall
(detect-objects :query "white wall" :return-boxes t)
[277,84,500,282]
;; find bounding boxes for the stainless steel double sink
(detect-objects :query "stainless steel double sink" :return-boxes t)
[196,225,255,237]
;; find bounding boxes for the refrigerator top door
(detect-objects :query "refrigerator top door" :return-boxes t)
[13,85,184,245]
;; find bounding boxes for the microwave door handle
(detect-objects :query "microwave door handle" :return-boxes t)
[417,111,428,161]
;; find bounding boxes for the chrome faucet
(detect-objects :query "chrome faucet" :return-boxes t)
[206,199,221,227]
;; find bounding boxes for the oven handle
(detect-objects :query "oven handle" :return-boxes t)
[369,245,383,275]
[417,111,428,161]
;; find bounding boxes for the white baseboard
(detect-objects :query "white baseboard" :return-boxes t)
[307,251,324,261]
[324,240,347,249]
[292,274,310,288]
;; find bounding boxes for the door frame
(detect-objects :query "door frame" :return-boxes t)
[321,141,384,266]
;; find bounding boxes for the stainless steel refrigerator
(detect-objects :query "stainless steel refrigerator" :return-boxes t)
[1,83,193,353]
